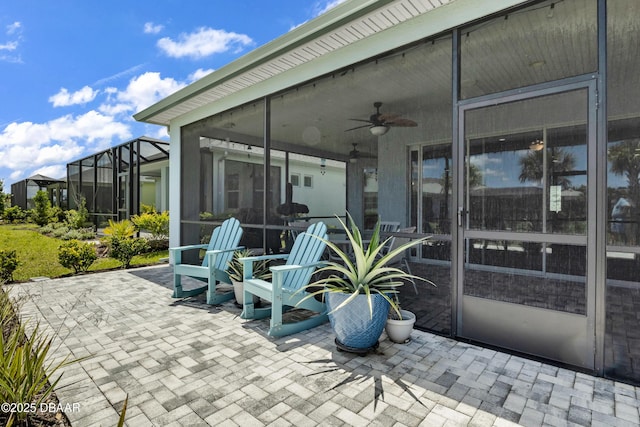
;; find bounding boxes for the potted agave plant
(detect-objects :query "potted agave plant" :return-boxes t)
[228,249,272,305]
[301,213,433,354]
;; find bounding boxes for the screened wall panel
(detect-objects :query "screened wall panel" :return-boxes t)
[604,0,640,384]
[65,137,169,227]
[460,0,597,99]
[180,102,269,252]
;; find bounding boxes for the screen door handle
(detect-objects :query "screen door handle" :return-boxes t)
[457,207,466,227]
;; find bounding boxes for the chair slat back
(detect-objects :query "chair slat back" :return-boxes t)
[282,222,327,292]
[387,226,416,263]
[379,221,400,232]
[203,217,243,269]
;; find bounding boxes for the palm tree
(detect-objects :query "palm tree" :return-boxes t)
[465,162,484,188]
[608,139,640,202]
[518,147,576,189]
[608,139,640,243]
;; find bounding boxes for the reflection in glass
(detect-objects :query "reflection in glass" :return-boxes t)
[465,91,588,235]
[463,89,589,318]
[421,145,452,235]
[464,240,585,315]
[363,168,378,229]
[607,135,640,246]
[605,0,640,385]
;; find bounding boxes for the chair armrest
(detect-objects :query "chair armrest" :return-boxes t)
[205,246,243,256]
[238,254,289,263]
[240,254,290,280]
[270,262,324,273]
[170,243,208,253]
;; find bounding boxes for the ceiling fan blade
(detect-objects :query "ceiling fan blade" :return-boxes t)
[377,113,401,122]
[344,124,372,132]
[348,118,373,123]
[387,118,418,127]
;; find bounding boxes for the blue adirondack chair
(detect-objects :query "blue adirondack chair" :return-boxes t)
[170,217,243,305]
[240,222,328,337]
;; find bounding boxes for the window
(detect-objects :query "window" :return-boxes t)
[226,172,240,210]
[290,174,300,187]
[303,175,313,188]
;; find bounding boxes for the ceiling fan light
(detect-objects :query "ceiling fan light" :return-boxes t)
[370,125,389,136]
[529,139,544,151]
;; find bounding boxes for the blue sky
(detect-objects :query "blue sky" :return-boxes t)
[0,0,346,187]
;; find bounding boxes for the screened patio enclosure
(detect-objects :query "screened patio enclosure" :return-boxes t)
[66,136,169,227]
[136,0,640,385]
[10,174,66,210]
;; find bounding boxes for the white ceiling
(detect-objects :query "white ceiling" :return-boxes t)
[188,0,639,162]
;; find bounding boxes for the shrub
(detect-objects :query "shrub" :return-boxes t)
[103,219,136,239]
[140,203,156,214]
[32,190,51,226]
[131,211,169,240]
[105,236,149,269]
[0,290,75,426]
[3,206,25,223]
[61,227,96,241]
[38,224,55,235]
[0,179,4,217]
[50,226,70,239]
[64,197,89,229]
[39,222,68,236]
[48,206,66,223]
[58,240,97,273]
[0,250,19,283]
[44,224,96,241]
[65,210,81,229]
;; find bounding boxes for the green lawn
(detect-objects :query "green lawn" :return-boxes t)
[0,224,168,282]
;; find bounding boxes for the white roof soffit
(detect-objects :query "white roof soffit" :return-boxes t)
[134,0,525,127]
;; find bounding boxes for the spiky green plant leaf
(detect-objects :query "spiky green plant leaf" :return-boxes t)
[298,213,435,319]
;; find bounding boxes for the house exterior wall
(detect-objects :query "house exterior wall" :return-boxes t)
[142,0,640,386]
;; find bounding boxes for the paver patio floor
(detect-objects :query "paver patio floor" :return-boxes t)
[10,265,640,426]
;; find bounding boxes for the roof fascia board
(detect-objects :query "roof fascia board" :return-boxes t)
[168,0,527,130]
[134,0,395,123]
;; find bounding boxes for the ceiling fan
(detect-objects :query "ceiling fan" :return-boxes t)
[345,101,418,135]
[348,143,375,163]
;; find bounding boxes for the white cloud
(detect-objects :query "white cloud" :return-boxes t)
[157,27,253,59]
[0,111,132,179]
[149,125,169,140]
[49,86,98,107]
[32,164,67,180]
[0,41,17,51]
[108,72,185,114]
[1,21,22,61]
[188,68,214,82]
[471,154,502,168]
[1,69,185,182]
[6,22,21,35]
[9,170,23,181]
[48,111,131,144]
[291,1,348,30]
[313,0,348,17]
[144,22,164,34]
[98,102,131,116]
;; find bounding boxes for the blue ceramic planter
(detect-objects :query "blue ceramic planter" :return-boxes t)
[326,292,390,350]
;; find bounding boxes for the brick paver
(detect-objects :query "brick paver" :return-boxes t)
[10,265,640,426]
